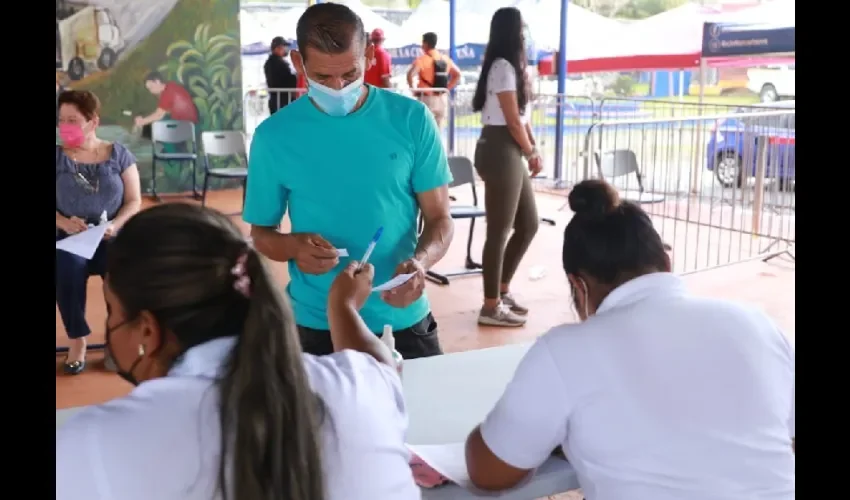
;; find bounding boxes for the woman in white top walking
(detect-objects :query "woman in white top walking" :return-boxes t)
[472,7,542,328]
[56,203,419,500]
[465,180,795,500]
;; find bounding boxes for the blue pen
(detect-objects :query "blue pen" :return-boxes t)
[357,227,384,271]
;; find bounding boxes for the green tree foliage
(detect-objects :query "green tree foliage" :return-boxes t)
[158,24,243,133]
[617,0,688,20]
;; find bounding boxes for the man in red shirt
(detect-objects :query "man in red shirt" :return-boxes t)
[134,71,200,130]
[364,28,392,88]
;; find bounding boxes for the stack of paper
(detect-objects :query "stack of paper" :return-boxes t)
[56,223,109,260]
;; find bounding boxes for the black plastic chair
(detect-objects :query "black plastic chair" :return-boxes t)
[200,131,249,212]
[424,156,486,286]
[150,120,200,200]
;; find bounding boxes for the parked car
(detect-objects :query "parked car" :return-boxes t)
[706,100,795,189]
[747,64,795,102]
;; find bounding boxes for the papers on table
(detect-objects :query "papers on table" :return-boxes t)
[336,248,349,257]
[407,443,471,489]
[409,442,573,496]
[56,223,109,260]
[373,272,415,292]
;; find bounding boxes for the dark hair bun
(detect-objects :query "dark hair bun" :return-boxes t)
[568,180,620,216]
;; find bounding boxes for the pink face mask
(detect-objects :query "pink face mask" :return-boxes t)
[59,123,85,148]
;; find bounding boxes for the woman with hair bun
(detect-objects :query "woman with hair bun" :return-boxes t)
[56,204,419,500]
[464,179,795,499]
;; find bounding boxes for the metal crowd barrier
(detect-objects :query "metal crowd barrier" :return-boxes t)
[581,109,795,275]
[243,87,451,138]
[597,96,771,121]
[242,88,795,275]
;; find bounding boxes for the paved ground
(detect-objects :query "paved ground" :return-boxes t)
[56,188,795,404]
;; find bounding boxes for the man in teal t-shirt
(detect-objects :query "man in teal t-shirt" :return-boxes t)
[244,3,454,359]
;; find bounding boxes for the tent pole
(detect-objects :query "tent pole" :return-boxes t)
[553,0,569,186]
[448,0,457,154]
[690,57,707,194]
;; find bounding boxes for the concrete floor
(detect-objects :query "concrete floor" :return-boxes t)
[56,188,794,408]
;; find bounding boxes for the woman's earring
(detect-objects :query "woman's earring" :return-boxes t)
[138,344,146,357]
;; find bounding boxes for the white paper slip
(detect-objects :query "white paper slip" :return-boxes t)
[372,272,415,292]
[56,223,109,260]
[336,248,349,257]
[407,443,471,489]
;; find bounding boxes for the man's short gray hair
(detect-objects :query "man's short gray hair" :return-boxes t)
[296,3,366,61]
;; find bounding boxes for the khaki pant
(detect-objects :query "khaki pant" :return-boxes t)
[420,94,448,127]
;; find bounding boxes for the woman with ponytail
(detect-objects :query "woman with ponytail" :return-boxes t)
[56,203,418,500]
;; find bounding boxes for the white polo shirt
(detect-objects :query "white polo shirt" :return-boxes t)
[56,338,420,500]
[480,273,795,500]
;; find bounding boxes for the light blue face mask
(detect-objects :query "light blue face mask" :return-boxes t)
[306,75,364,117]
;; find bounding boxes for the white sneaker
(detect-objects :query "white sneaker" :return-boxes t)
[478,303,527,327]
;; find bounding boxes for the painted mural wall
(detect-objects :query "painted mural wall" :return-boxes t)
[56,0,243,194]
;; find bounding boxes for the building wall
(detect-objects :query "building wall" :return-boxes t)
[56,0,243,194]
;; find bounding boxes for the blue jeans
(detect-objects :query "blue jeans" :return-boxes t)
[56,231,109,339]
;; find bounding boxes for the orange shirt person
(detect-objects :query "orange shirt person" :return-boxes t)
[406,32,460,127]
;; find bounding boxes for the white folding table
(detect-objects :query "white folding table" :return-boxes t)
[56,342,580,499]
[403,343,579,499]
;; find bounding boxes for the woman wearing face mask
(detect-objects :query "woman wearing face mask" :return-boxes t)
[56,90,141,375]
[55,204,419,500]
[464,180,795,500]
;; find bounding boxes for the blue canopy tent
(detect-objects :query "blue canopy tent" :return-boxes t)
[697,0,795,102]
[701,21,795,58]
[387,43,487,69]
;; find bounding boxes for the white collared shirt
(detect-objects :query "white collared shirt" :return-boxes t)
[480,273,795,500]
[56,338,420,500]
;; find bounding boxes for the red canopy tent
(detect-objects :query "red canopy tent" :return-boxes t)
[568,3,722,73]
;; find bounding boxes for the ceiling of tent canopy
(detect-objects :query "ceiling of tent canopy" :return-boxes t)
[517,0,624,56]
[395,0,492,48]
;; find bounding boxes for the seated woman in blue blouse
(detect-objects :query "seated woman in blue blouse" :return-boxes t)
[56,90,141,375]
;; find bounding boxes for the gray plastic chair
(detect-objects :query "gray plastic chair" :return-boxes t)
[594,149,665,204]
[200,131,249,210]
[151,120,199,200]
[424,156,486,286]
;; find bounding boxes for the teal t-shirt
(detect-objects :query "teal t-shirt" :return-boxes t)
[244,86,452,333]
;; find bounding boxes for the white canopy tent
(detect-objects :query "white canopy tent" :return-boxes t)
[240,1,400,47]
[334,0,402,40]
[396,0,492,48]
[516,0,623,55]
[454,0,522,22]
[240,8,306,47]
[591,3,721,61]
[719,0,795,25]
